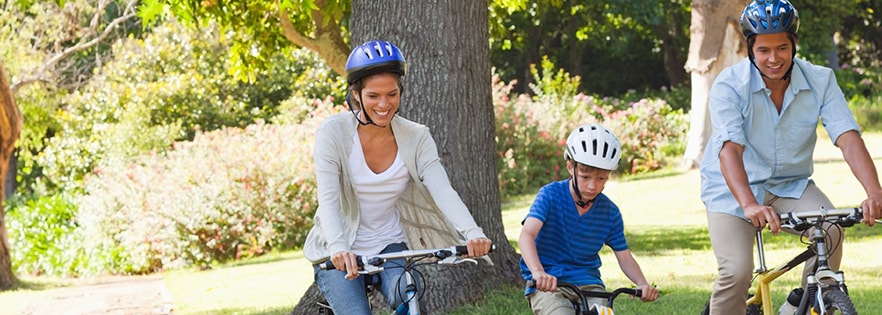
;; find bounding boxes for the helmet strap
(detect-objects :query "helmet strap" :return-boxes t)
[348,90,383,127]
[570,166,594,208]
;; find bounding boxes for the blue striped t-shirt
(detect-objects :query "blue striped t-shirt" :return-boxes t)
[520,179,628,295]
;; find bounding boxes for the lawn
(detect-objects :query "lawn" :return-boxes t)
[1,133,881,314]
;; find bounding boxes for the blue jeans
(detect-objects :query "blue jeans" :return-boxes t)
[315,242,419,314]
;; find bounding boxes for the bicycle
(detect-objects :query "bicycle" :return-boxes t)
[702,206,878,315]
[525,279,643,315]
[317,244,495,315]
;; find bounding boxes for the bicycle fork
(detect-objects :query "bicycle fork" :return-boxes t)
[395,271,420,315]
[795,227,848,315]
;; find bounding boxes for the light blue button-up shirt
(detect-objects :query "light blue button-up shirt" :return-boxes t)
[700,57,860,218]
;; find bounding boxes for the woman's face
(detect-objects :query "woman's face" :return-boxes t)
[751,32,794,81]
[354,72,401,127]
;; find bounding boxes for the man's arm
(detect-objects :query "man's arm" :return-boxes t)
[835,130,882,226]
[719,141,782,233]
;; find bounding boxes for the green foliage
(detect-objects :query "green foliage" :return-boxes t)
[837,63,882,132]
[139,0,350,81]
[36,19,333,193]
[6,194,86,277]
[796,0,858,66]
[488,0,690,96]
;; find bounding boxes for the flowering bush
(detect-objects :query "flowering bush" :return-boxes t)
[72,101,340,274]
[494,68,687,198]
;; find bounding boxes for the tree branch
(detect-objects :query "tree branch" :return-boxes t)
[11,0,138,93]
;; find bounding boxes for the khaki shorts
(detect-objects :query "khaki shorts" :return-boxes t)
[526,284,606,315]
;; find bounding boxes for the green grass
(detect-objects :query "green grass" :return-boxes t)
[2,133,882,314]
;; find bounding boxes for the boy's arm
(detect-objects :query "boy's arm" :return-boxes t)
[519,217,557,291]
[614,249,659,302]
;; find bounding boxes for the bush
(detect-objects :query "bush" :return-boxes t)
[6,194,87,276]
[70,101,339,274]
[493,65,688,198]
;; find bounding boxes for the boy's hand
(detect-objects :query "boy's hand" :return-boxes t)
[531,271,558,292]
[637,284,658,302]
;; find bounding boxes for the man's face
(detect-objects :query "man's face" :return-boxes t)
[751,32,794,81]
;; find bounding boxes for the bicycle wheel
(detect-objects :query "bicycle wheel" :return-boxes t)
[814,290,856,315]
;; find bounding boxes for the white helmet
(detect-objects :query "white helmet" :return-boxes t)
[564,124,622,171]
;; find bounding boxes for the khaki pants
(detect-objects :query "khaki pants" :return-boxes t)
[706,182,843,315]
[527,284,606,315]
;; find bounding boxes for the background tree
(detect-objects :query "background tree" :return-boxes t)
[0,63,23,290]
[679,0,749,169]
[488,0,690,96]
[0,0,138,290]
[292,0,522,313]
[141,0,352,79]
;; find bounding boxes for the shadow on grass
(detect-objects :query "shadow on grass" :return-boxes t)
[9,276,80,291]
[624,222,881,254]
[625,226,712,253]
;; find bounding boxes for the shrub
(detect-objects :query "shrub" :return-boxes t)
[71,101,339,274]
[494,64,688,198]
[6,194,87,276]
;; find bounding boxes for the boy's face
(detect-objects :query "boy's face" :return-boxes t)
[567,161,611,201]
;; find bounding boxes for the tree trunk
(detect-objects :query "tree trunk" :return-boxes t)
[291,0,522,314]
[0,63,24,290]
[680,0,749,169]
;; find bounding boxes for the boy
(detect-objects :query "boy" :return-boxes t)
[519,124,658,314]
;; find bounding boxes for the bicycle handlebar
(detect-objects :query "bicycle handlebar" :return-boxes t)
[319,244,496,272]
[525,280,643,299]
[777,207,865,231]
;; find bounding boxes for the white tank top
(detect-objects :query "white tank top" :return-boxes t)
[349,132,409,255]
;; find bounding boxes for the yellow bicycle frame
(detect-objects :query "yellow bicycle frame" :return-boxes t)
[746,229,817,315]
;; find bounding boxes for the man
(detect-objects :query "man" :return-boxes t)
[699,0,882,314]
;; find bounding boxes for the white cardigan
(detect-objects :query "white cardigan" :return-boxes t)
[302,112,487,263]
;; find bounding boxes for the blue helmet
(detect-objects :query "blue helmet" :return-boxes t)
[344,40,407,85]
[740,0,799,38]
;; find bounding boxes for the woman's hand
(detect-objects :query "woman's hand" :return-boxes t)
[465,237,492,258]
[330,251,359,280]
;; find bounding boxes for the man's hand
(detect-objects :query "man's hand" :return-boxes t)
[743,204,781,234]
[861,195,882,227]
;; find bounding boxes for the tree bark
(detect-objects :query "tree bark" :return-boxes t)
[292,0,522,314]
[680,0,749,169]
[0,63,24,290]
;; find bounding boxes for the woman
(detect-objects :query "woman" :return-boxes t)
[302,40,493,314]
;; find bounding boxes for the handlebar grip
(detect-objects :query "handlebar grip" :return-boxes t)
[318,256,365,271]
[455,243,497,255]
[618,288,642,298]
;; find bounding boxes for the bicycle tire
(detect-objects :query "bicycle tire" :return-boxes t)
[814,290,856,315]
